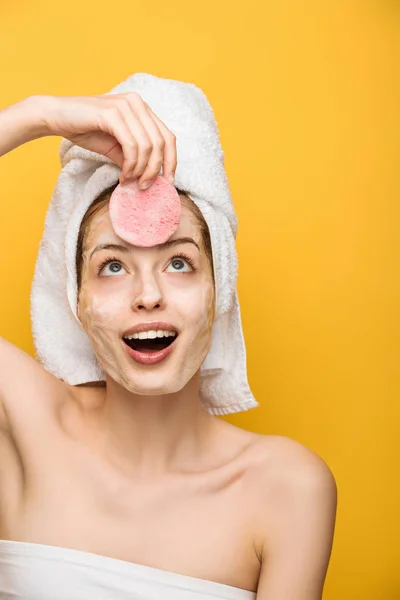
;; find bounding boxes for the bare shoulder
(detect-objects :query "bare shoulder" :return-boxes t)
[244,435,337,569]
[245,434,337,500]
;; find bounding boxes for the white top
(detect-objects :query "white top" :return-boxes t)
[0,540,257,600]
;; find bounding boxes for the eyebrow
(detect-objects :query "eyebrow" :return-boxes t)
[89,237,200,260]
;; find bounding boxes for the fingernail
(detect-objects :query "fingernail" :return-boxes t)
[139,180,152,190]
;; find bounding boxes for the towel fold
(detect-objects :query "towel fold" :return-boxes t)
[30,73,259,415]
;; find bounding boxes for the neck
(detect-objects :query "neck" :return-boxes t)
[79,371,218,478]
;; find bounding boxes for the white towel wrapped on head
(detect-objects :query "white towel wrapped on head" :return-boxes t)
[30,72,259,416]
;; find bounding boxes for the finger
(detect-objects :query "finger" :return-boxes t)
[117,100,154,183]
[145,104,177,184]
[132,107,166,187]
[102,108,139,182]
[122,98,165,188]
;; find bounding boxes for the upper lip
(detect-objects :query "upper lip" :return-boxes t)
[122,321,179,337]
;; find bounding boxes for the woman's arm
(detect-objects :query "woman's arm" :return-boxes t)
[0,96,49,157]
[0,93,177,187]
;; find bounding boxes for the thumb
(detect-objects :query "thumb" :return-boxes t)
[101,141,124,171]
[71,132,125,171]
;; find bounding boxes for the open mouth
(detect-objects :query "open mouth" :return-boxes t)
[122,331,178,355]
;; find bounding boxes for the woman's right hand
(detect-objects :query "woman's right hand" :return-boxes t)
[41,93,177,188]
[7,93,177,189]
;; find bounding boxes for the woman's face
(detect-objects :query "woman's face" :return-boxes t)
[77,199,215,395]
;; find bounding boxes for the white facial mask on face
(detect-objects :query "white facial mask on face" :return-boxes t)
[77,206,215,396]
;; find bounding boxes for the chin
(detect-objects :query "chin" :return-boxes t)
[120,368,195,396]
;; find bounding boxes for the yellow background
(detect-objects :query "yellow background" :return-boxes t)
[0,1,398,598]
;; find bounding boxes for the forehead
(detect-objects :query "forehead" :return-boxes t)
[84,197,203,250]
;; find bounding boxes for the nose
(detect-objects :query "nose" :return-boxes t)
[130,273,165,312]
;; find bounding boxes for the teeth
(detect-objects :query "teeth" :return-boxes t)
[124,330,177,340]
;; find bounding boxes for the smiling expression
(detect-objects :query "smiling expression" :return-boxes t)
[76,196,215,395]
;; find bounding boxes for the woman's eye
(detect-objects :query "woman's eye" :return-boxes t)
[166,258,193,273]
[100,261,127,276]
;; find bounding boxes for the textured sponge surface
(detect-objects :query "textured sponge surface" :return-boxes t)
[109,176,181,247]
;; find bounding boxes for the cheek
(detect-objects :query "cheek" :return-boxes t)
[176,280,215,332]
[78,285,126,333]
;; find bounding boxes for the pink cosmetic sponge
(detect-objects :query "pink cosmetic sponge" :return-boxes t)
[109,176,181,247]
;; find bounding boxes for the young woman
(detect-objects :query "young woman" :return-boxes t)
[0,92,337,599]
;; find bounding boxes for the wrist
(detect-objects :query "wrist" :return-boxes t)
[0,95,56,158]
[11,95,54,140]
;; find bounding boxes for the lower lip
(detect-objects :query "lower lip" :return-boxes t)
[122,336,178,365]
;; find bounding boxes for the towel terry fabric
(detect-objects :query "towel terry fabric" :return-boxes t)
[30,72,259,416]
